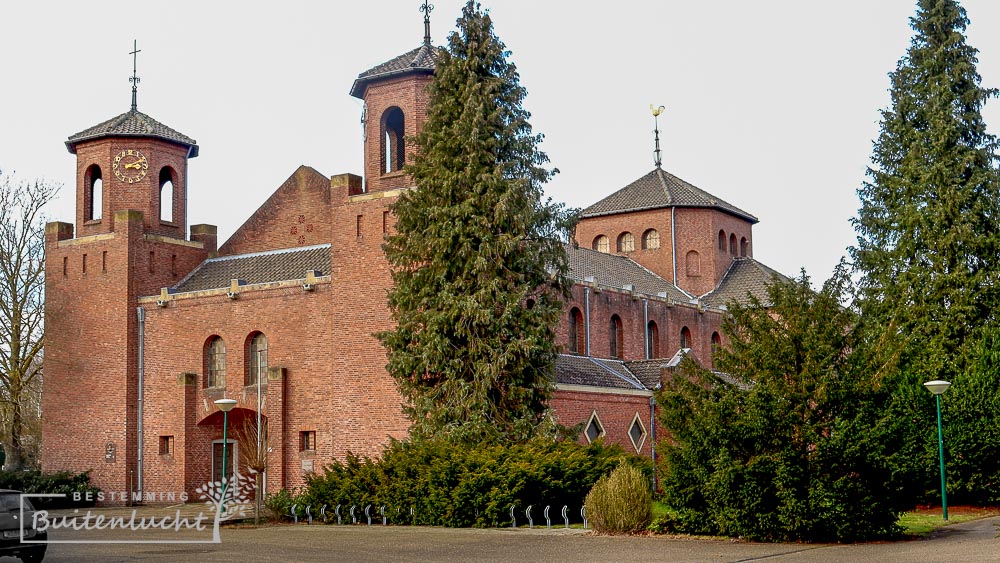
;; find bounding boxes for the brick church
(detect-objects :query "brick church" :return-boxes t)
[41,17,782,500]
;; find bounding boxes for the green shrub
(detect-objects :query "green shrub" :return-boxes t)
[0,470,100,509]
[584,462,651,534]
[299,438,644,527]
[263,488,303,521]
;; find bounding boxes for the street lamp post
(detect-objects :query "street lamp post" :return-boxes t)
[923,380,951,521]
[214,398,238,513]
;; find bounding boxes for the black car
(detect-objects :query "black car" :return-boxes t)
[0,490,46,562]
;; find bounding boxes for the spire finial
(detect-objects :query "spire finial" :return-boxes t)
[420,1,434,45]
[651,104,665,168]
[129,39,142,111]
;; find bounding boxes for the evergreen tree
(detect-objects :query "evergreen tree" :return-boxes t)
[378,1,572,445]
[851,0,1000,501]
[944,323,1000,504]
[658,266,904,542]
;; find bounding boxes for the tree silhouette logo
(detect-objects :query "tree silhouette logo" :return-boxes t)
[194,470,256,542]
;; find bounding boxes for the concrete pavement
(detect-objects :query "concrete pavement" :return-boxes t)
[33,505,1000,562]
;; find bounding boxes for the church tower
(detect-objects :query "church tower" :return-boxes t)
[42,45,213,497]
[65,110,197,239]
[322,8,442,458]
[349,3,438,193]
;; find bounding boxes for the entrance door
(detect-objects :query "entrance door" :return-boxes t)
[212,441,237,483]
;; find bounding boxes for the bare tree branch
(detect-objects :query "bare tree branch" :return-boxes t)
[0,169,59,469]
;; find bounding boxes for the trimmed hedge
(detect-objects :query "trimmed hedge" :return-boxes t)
[0,470,101,509]
[297,439,646,527]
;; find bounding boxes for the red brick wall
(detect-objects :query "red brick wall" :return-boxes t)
[554,284,723,366]
[43,225,132,492]
[575,208,675,287]
[362,74,432,193]
[139,180,412,493]
[675,208,753,296]
[550,389,660,457]
[43,209,208,497]
[326,185,411,460]
[575,207,755,298]
[140,281,337,494]
[73,138,190,240]
[218,166,334,256]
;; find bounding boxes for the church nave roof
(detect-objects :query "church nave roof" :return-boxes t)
[172,244,330,293]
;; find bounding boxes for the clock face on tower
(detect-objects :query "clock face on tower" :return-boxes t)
[113,149,148,183]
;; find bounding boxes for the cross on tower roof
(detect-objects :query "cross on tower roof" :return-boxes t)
[420,1,434,45]
[130,39,142,111]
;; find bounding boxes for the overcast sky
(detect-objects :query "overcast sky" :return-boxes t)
[3,1,999,283]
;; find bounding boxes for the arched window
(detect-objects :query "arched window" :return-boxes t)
[205,337,226,388]
[159,167,174,223]
[646,321,659,359]
[740,237,749,257]
[729,233,737,255]
[382,107,405,173]
[246,332,268,386]
[680,326,692,350]
[718,230,726,251]
[568,307,584,354]
[86,165,102,221]
[642,229,660,250]
[617,232,635,253]
[610,315,623,359]
[685,250,701,276]
[711,332,722,357]
[592,235,610,253]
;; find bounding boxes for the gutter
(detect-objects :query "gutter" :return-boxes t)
[136,306,145,500]
[643,298,649,359]
[671,207,678,288]
[649,394,657,490]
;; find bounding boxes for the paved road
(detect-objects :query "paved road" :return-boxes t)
[35,515,1000,562]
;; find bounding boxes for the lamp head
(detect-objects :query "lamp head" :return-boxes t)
[214,398,238,412]
[923,380,951,396]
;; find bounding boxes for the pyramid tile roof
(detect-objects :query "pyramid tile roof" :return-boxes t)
[66,109,198,156]
[581,168,757,223]
[350,43,439,98]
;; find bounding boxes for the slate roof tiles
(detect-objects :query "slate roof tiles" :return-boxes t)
[564,244,690,302]
[582,168,757,223]
[554,355,648,390]
[350,43,439,98]
[66,109,198,156]
[701,257,788,308]
[620,359,667,390]
[555,355,688,391]
[172,245,330,293]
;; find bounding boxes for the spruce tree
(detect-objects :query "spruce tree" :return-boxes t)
[851,0,1000,501]
[379,1,571,445]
